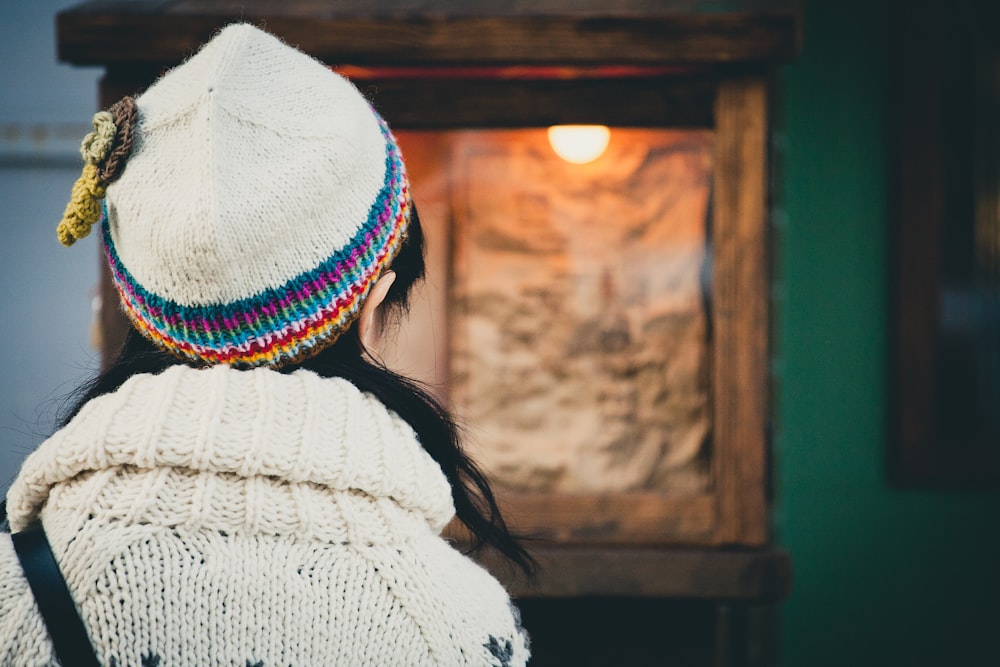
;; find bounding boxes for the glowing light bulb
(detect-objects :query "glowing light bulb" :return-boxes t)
[547,125,611,164]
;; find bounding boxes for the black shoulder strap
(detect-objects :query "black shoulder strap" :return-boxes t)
[8,508,102,667]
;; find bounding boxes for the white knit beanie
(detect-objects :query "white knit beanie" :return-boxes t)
[56,23,411,368]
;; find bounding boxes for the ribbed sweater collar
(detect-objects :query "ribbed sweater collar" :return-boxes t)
[5,364,455,534]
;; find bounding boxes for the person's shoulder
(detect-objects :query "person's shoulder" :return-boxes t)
[0,519,27,614]
[0,526,56,666]
[399,537,531,666]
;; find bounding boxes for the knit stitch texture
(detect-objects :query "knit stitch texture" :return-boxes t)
[100,24,410,368]
[1,365,529,666]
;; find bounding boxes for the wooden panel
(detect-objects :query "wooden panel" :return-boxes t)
[168,0,794,14]
[498,493,717,544]
[477,545,792,600]
[711,78,769,545]
[361,77,716,129]
[57,0,799,67]
[92,67,717,130]
[890,0,1000,486]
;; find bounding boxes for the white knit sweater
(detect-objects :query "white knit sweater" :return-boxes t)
[0,365,529,666]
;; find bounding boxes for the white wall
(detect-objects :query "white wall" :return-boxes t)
[0,1,102,493]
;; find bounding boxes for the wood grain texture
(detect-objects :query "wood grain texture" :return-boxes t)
[476,545,792,600]
[710,78,769,545]
[91,70,716,130]
[496,492,717,544]
[57,0,798,67]
[361,77,716,129]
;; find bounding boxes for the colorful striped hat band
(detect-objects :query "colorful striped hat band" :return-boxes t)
[56,24,413,369]
[102,116,410,369]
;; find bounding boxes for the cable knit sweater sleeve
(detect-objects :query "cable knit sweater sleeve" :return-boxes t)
[0,533,57,665]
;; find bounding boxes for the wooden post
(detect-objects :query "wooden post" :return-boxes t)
[712,77,770,545]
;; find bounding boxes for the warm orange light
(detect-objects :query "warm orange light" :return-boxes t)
[547,125,611,164]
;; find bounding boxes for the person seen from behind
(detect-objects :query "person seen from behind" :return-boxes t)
[0,23,532,667]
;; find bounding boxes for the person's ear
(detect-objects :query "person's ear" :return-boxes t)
[358,271,396,349]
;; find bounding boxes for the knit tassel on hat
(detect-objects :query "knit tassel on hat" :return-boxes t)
[57,97,136,246]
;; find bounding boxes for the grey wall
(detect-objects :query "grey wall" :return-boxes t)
[1,1,101,493]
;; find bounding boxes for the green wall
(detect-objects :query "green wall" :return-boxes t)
[774,1,1000,665]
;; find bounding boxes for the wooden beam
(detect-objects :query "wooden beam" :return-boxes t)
[364,76,717,129]
[494,492,717,545]
[478,546,792,600]
[57,0,799,68]
[711,77,770,545]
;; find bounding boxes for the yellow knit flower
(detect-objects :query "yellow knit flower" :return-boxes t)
[80,111,116,164]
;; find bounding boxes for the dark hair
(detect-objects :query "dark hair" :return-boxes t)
[62,208,535,576]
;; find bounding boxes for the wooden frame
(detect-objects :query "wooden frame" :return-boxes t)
[58,1,798,67]
[439,78,769,549]
[712,78,770,544]
[97,74,770,549]
[890,1,1000,487]
[62,0,794,599]
[483,545,791,599]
